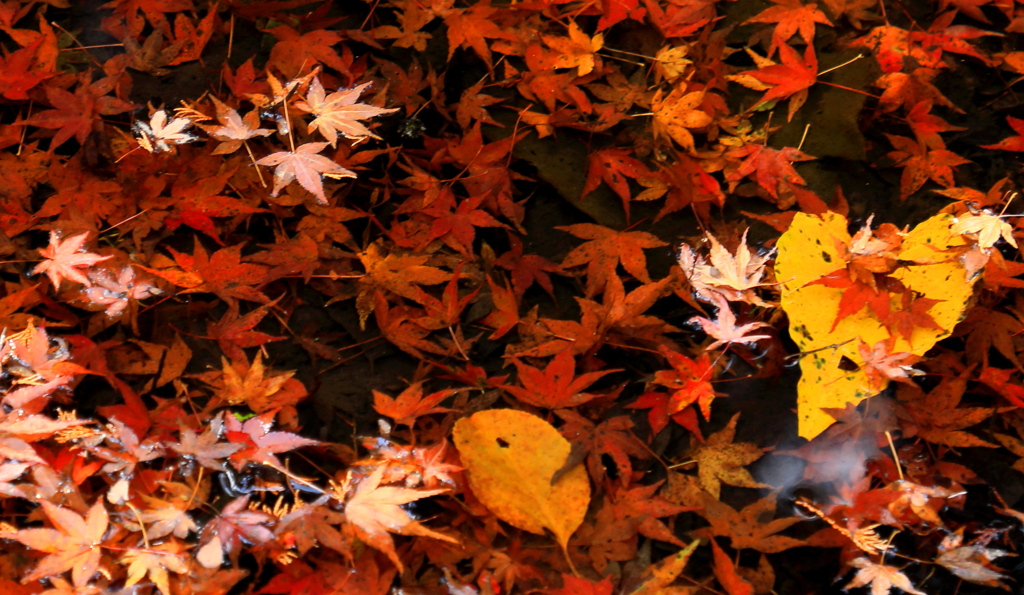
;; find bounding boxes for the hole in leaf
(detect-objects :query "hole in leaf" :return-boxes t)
[496,438,510,448]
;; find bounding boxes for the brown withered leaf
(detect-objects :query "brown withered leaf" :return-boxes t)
[844,557,925,595]
[688,413,770,499]
[896,366,1000,448]
[694,492,805,553]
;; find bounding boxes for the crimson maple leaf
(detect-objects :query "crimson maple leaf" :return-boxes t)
[257,142,357,205]
[32,231,112,290]
[502,349,620,409]
[15,500,108,588]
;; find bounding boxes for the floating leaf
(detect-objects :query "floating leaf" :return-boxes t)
[453,409,590,552]
[776,211,976,439]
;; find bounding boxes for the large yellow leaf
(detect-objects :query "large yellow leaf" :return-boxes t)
[452,409,590,551]
[776,211,975,440]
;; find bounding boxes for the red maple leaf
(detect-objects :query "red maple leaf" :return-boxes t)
[22,76,135,150]
[981,116,1024,152]
[725,143,815,199]
[582,148,654,220]
[627,391,704,440]
[372,382,456,429]
[493,233,565,301]
[652,345,717,419]
[205,300,284,362]
[734,42,818,121]
[502,349,620,409]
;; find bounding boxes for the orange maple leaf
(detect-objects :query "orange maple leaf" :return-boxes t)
[32,231,112,290]
[372,382,456,429]
[650,83,714,152]
[540,21,604,77]
[557,223,668,297]
[15,500,108,587]
[744,0,833,56]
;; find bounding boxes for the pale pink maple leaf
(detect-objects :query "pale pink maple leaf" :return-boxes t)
[256,141,357,204]
[858,340,922,388]
[690,294,771,350]
[32,231,113,290]
[294,78,399,147]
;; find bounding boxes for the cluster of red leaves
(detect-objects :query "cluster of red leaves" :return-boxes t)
[1,0,1024,594]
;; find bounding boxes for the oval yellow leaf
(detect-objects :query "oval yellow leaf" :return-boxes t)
[453,409,590,550]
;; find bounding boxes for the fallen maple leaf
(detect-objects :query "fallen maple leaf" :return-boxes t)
[134,110,198,153]
[540,21,604,77]
[15,500,108,587]
[843,557,925,595]
[691,295,771,351]
[341,464,456,572]
[744,0,833,57]
[687,413,769,499]
[372,382,455,429]
[884,134,970,200]
[982,115,1024,152]
[858,340,923,388]
[168,413,244,471]
[730,43,818,121]
[678,229,773,306]
[557,224,667,297]
[202,96,274,155]
[295,78,398,147]
[32,231,113,290]
[256,141,356,204]
[503,350,619,409]
[650,83,714,152]
[951,211,1018,249]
